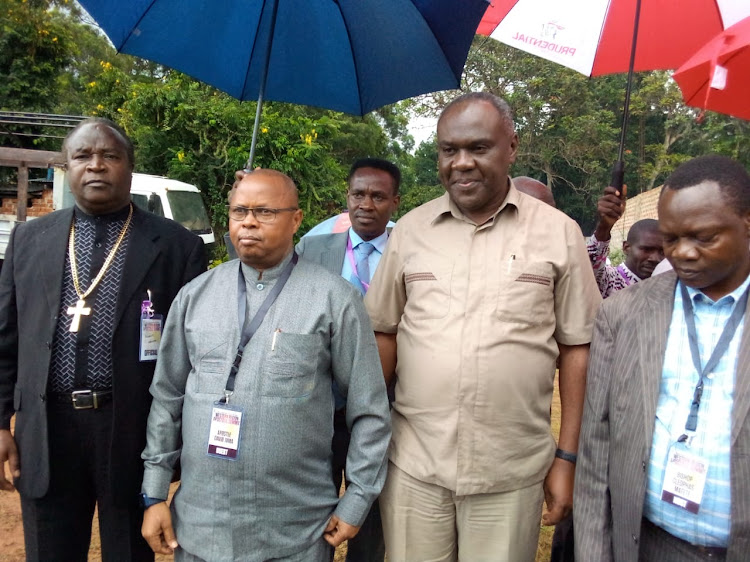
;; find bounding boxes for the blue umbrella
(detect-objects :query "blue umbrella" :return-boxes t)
[78,0,489,167]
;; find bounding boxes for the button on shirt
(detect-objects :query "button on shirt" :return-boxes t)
[341,229,388,294]
[644,275,750,547]
[365,184,601,495]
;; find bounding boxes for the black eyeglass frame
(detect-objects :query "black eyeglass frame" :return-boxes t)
[226,205,299,223]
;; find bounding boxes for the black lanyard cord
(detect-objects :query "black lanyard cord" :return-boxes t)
[678,282,749,439]
[222,252,298,401]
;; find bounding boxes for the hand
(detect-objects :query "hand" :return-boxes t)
[541,457,575,526]
[141,501,178,554]
[323,514,360,547]
[0,429,20,491]
[594,185,627,241]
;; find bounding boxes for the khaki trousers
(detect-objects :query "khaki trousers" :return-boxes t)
[380,462,543,562]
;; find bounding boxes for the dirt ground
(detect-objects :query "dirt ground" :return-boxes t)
[0,380,560,562]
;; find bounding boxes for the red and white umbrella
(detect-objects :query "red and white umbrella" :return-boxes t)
[673,16,750,121]
[478,0,750,77]
[477,0,750,185]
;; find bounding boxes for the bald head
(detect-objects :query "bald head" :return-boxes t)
[513,176,556,208]
[227,168,303,270]
[229,168,298,207]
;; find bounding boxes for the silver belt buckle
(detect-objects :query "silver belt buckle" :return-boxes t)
[71,389,94,410]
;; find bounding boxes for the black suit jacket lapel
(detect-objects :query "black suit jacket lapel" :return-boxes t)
[38,208,74,326]
[115,208,160,328]
[640,273,678,441]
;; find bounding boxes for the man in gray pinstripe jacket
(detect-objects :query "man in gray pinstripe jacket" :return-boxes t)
[575,155,750,562]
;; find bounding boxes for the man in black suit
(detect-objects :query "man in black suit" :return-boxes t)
[296,158,400,562]
[0,118,206,561]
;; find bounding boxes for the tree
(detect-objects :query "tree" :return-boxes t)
[0,0,77,148]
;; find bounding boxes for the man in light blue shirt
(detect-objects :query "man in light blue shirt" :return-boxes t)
[575,155,750,561]
[296,158,400,562]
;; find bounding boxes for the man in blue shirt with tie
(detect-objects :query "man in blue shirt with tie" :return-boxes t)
[575,155,750,561]
[296,158,400,562]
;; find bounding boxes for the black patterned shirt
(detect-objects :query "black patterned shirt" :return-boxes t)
[48,205,132,393]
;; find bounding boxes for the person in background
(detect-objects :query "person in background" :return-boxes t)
[296,157,400,562]
[514,176,556,208]
[588,185,664,298]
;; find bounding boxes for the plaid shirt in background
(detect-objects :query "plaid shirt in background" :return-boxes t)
[586,233,640,299]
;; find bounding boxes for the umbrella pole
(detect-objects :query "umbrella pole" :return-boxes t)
[245,0,281,171]
[610,0,642,190]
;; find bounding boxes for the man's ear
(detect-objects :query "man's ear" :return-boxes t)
[291,209,303,233]
[622,241,631,255]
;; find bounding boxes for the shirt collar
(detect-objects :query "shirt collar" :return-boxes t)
[431,177,519,226]
[617,262,641,283]
[349,227,388,254]
[74,202,132,223]
[241,249,294,281]
[683,272,750,306]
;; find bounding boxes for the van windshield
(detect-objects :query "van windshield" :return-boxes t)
[167,191,212,234]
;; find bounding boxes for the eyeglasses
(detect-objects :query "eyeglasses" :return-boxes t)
[226,205,298,223]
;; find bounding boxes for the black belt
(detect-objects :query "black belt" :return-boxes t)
[50,389,113,410]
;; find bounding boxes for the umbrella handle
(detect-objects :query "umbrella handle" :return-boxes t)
[610,160,625,190]
[245,0,280,170]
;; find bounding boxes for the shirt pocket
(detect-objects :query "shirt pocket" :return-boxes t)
[496,260,554,326]
[262,333,324,398]
[191,340,229,395]
[403,262,452,320]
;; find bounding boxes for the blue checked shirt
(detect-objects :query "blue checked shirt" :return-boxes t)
[644,274,750,546]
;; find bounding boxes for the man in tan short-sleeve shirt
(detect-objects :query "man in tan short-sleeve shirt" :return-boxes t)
[365,92,601,562]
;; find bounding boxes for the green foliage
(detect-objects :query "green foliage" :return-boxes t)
[608,247,625,267]
[0,0,76,148]
[4,4,750,241]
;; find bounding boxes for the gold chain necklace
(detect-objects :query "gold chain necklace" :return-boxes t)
[66,204,133,332]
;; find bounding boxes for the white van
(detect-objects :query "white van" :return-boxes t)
[129,173,215,245]
[53,170,215,246]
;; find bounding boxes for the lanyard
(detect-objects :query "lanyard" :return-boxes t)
[678,282,749,440]
[346,237,370,293]
[222,252,298,403]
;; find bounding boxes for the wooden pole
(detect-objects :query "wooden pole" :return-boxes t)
[17,163,28,222]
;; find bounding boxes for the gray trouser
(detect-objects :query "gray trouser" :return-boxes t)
[175,538,333,562]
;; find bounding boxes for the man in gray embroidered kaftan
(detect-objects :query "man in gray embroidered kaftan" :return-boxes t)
[140,169,391,562]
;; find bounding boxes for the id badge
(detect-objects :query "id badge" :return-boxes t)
[660,446,709,514]
[207,403,243,461]
[139,297,163,362]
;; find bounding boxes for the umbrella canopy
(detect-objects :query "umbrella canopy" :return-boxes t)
[478,0,750,77]
[476,0,750,186]
[79,0,487,117]
[673,16,750,121]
